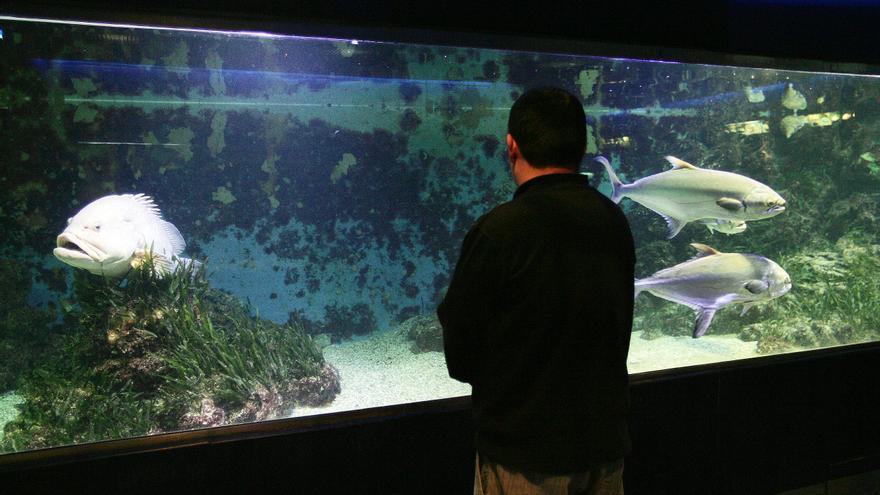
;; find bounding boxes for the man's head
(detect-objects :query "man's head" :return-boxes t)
[507,87,587,177]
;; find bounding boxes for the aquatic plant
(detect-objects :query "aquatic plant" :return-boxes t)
[0,259,54,392]
[1,257,339,453]
[632,296,693,340]
[735,234,880,353]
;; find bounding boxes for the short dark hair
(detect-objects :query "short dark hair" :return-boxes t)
[507,87,586,170]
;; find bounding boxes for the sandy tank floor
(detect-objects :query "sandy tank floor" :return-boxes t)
[0,330,770,433]
[290,329,765,418]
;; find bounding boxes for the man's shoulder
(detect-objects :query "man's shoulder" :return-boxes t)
[477,200,524,227]
[469,200,539,242]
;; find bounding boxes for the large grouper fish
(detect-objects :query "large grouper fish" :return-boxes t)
[635,243,792,338]
[53,193,196,278]
[596,156,787,238]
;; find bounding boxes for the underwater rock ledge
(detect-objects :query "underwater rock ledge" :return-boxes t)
[180,363,341,428]
[401,313,443,353]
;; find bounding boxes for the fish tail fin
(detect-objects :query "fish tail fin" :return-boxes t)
[634,278,646,299]
[594,156,625,203]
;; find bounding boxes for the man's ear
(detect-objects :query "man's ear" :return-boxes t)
[506,134,517,161]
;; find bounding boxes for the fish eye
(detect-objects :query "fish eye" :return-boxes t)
[94,224,101,231]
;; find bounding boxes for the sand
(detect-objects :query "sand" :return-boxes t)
[290,329,763,418]
[627,330,762,374]
[290,327,471,418]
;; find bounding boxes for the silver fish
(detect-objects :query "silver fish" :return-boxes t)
[53,193,196,277]
[635,243,791,338]
[596,156,786,238]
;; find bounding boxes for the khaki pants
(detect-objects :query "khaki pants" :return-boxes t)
[474,453,624,495]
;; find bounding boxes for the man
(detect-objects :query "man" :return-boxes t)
[437,87,635,495]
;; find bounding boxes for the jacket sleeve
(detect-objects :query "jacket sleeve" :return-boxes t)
[437,224,502,384]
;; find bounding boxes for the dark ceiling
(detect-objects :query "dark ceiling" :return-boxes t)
[5,0,880,66]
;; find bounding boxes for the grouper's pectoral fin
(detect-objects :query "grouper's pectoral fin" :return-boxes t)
[660,213,686,239]
[130,249,172,274]
[152,254,173,274]
[716,197,745,212]
[693,308,717,338]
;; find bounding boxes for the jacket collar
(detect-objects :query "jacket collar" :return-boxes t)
[513,172,589,199]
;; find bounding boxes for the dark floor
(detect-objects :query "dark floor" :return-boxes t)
[779,470,880,495]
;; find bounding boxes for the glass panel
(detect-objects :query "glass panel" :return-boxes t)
[1,15,878,454]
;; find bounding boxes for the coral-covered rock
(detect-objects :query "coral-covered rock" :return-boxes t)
[180,398,227,429]
[218,364,340,424]
[287,363,341,407]
[400,313,444,353]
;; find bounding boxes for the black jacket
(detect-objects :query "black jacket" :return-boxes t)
[438,172,635,473]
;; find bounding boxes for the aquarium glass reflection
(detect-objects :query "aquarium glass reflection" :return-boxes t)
[1,16,879,454]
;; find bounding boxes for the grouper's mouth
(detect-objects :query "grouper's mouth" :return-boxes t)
[54,232,104,261]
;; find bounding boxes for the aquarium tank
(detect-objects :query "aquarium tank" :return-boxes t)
[0,14,878,456]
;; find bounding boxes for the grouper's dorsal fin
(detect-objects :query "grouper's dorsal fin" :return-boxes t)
[128,193,163,219]
[665,156,699,170]
[690,242,722,257]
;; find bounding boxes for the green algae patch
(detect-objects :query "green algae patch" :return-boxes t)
[261,154,281,209]
[576,69,600,99]
[586,124,598,155]
[73,105,98,123]
[162,41,190,70]
[71,78,97,97]
[331,153,357,184]
[169,127,195,162]
[205,50,227,96]
[212,185,236,205]
[208,113,227,157]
